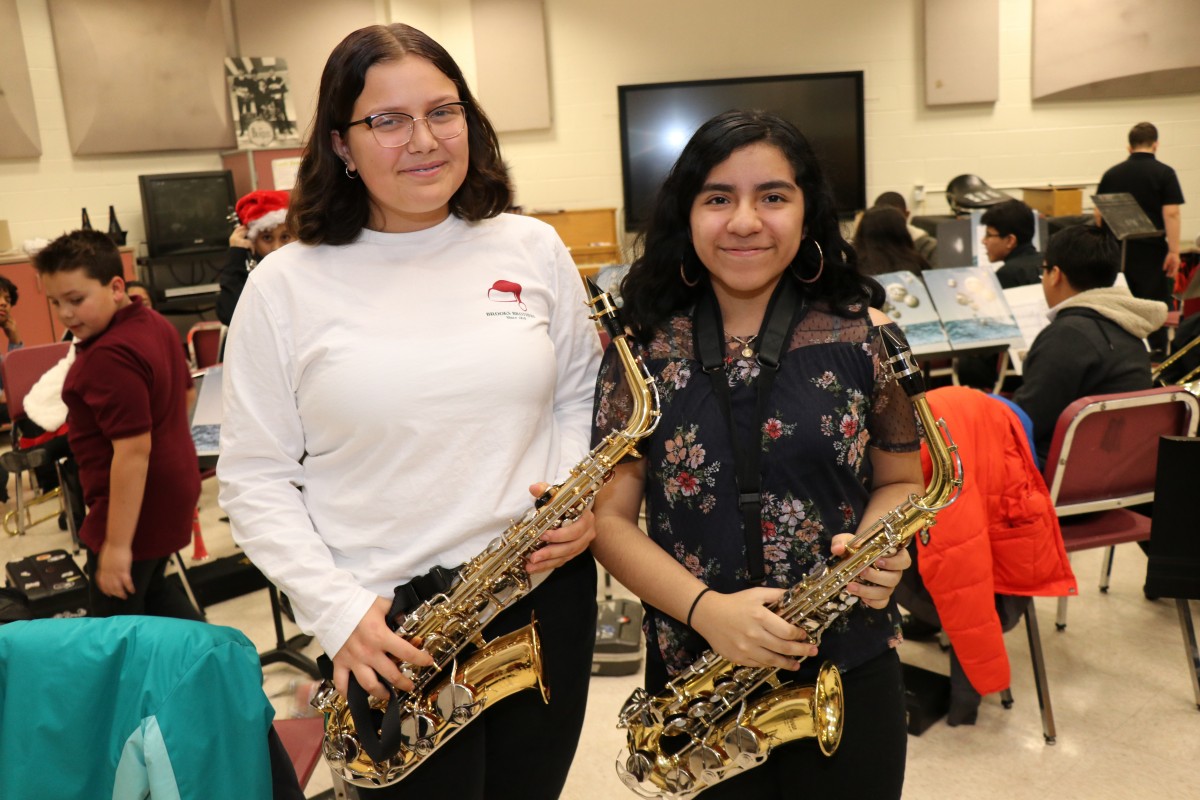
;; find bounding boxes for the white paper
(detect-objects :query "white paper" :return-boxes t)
[271,157,302,191]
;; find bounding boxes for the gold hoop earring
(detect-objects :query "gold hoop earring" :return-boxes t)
[791,238,824,284]
[680,260,701,288]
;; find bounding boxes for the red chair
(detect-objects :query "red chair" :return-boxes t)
[0,342,76,540]
[272,717,326,790]
[1043,386,1200,630]
[187,321,224,370]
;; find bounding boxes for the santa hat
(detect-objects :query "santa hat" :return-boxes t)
[235,190,290,240]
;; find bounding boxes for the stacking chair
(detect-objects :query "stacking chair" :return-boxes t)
[1043,386,1200,630]
[0,342,77,542]
[186,321,225,369]
[1143,436,1200,710]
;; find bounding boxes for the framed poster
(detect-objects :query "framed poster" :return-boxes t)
[225,57,301,149]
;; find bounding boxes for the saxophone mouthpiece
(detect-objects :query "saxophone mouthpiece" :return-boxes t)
[878,325,925,398]
[585,278,624,341]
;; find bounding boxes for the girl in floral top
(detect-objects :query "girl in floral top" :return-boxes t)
[592,111,923,799]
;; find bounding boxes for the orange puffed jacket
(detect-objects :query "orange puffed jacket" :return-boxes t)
[917,386,1077,694]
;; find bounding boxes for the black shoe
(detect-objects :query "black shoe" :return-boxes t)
[58,512,68,531]
[946,701,979,727]
[901,613,942,642]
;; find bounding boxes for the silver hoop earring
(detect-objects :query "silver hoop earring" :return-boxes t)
[680,260,701,288]
[344,165,359,180]
[792,238,824,284]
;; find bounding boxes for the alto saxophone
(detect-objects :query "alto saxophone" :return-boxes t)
[615,325,963,799]
[313,281,660,788]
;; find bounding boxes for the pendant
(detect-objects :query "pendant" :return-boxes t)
[740,345,755,358]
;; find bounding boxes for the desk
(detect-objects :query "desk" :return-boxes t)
[191,365,222,457]
[916,342,1012,393]
[527,208,621,270]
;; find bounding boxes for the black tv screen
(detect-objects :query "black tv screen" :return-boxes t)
[618,72,865,231]
[139,171,237,257]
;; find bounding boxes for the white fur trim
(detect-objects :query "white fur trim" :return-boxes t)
[247,209,288,240]
[24,346,75,431]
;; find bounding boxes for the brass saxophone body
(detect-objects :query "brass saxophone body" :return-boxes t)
[615,325,963,799]
[314,284,660,788]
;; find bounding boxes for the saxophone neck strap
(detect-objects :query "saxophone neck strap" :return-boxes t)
[694,277,804,585]
[338,564,462,764]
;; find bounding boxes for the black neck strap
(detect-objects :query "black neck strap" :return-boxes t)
[694,278,804,585]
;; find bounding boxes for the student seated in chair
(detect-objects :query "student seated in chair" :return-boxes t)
[0,274,23,506]
[34,230,203,620]
[1012,224,1166,463]
[981,199,1043,289]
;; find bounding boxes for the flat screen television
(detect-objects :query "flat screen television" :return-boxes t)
[618,72,865,231]
[139,170,237,258]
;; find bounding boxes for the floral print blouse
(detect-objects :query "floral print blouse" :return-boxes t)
[592,304,921,681]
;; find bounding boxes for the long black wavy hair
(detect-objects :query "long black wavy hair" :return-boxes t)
[619,109,881,342]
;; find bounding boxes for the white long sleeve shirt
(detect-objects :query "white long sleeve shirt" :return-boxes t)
[216,213,601,656]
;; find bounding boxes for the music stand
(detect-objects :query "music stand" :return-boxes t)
[1092,193,1162,275]
[260,585,322,679]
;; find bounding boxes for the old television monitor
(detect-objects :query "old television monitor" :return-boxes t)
[618,72,865,231]
[138,170,237,258]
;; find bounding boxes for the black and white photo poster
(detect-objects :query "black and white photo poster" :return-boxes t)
[224,57,300,149]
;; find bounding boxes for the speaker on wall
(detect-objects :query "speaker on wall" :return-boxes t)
[47,0,235,155]
[924,0,999,106]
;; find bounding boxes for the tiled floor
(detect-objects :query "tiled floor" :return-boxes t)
[3,474,1198,798]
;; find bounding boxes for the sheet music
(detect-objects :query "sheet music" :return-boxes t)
[1001,285,1049,374]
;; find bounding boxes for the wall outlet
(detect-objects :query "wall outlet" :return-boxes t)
[912,184,925,204]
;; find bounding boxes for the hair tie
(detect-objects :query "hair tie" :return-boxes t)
[686,587,713,629]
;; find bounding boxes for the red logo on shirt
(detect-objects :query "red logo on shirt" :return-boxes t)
[487,280,527,311]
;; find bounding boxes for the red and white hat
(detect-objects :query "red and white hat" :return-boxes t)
[235,190,290,240]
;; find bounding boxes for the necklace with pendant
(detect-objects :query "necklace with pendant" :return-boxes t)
[726,333,759,359]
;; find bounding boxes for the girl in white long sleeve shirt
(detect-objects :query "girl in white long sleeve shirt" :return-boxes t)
[217,23,602,800]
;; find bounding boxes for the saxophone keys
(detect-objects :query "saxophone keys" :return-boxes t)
[434,679,479,725]
[621,750,655,782]
[687,743,724,779]
[399,709,440,755]
[722,724,763,759]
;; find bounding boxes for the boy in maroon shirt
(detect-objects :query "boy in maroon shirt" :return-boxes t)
[34,230,202,619]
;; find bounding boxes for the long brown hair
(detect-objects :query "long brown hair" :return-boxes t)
[289,24,512,245]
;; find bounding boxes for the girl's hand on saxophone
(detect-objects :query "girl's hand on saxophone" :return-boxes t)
[525,481,597,575]
[837,446,923,609]
[691,587,819,671]
[832,533,914,610]
[333,596,435,701]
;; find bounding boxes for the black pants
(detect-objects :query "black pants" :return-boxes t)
[355,553,597,800]
[84,547,204,621]
[643,649,907,800]
[1124,240,1173,352]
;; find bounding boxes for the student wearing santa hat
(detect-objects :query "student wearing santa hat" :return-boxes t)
[216,189,294,326]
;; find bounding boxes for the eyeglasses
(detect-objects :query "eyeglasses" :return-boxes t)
[344,102,468,148]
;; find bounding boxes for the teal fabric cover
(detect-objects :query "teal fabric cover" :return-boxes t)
[0,617,275,799]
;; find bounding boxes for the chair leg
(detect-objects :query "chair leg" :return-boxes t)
[1025,602,1057,744]
[12,466,26,536]
[52,460,81,553]
[1099,545,1116,593]
[1176,599,1200,711]
[1055,596,1069,631]
[169,551,207,619]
